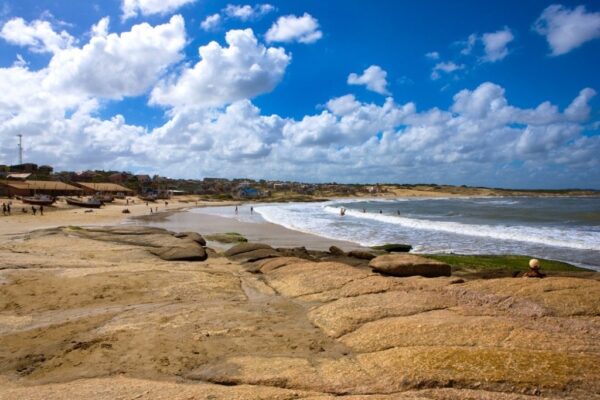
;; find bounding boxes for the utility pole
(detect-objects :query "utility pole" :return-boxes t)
[16,134,23,164]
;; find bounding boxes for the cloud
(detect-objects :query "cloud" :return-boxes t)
[347,65,391,95]
[460,33,477,55]
[121,0,195,20]
[200,13,221,31]
[265,13,322,44]
[534,4,600,56]
[425,51,439,60]
[0,13,598,187]
[481,27,514,62]
[0,17,75,53]
[431,61,464,80]
[47,15,186,99]
[223,4,275,21]
[150,28,290,109]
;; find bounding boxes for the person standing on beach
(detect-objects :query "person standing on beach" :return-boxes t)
[235,205,238,214]
[2,203,6,216]
[250,206,254,214]
[7,203,10,215]
[40,205,44,216]
[31,206,37,215]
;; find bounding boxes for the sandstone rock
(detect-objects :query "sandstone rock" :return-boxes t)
[329,246,345,256]
[224,243,274,257]
[258,257,306,273]
[347,250,376,260]
[149,242,208,261]
[369,254,451,277]
[174,231,206,246]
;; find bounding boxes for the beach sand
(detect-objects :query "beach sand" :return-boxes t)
[1,195,600,399]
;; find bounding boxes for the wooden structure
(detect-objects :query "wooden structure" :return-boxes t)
[0,180,83,197]
[74,182,134,195]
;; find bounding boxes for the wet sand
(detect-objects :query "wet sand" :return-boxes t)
[137,209,367,251]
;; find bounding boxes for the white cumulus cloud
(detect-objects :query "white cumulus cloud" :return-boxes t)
[534,4,600,56]
[121,0,195,20]
[47,15,186,99]
[481,27,514,62]
[223,4,275,21]
[200,13,221,31]
[0,17,75,53]
[150,28,290,109]
[265,13,322,44]
[347,65,391,95]
[431,61,464,80]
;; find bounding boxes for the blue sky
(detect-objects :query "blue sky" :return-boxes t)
[0,0,599,188]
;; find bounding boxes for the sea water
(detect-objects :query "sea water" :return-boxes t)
[191,197,600,270]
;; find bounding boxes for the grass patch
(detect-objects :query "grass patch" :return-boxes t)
[426,254,592,278]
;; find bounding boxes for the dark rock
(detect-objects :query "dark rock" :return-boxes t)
[329,246,345,256]
[347,250,376,260]
[121,209,130,214]
[450,278,465,284]
[275,247,314,260]
[224,243,274,257]
[229,248,280,263]
[369,254,451,277]
[370,243,413,253]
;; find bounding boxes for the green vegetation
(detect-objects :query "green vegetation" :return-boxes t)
[427,254,592,278]
[205,232,248,243]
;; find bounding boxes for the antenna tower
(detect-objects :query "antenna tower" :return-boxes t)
[17,134,23,164]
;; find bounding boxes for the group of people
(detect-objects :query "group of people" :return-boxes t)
[2,202,11,215]
[342,207,401,216]
[234,205,253,214]
[2,202,44,216]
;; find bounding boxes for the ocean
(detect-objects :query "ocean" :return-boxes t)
[190,196,600,270]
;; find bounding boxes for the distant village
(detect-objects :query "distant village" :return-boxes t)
[0,162,392,200]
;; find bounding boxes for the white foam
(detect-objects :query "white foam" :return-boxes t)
[323,206,600,251]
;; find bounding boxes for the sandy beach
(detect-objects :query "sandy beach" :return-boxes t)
[1,195,600,399]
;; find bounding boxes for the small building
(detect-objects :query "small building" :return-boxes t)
[234,186,261,199]
[74,182,134,195]
[6,173,31,181]
[0,180,83,197]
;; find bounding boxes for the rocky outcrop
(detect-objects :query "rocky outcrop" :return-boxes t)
[347,250,376,260]
[369,254,451,277]
[174,231,206,246]
[149,243,207,261]
[205,232,248,243]
[224,243,274,257]
[328,246,345,256]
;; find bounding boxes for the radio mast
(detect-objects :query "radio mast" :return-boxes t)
[17,134,23,164]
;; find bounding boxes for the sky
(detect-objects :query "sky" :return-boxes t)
[0,0,599,188]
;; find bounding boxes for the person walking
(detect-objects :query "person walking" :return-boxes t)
[7,203,11,215]
[2,203,6,216]
[32,206,37,216]
[40,205,44,216]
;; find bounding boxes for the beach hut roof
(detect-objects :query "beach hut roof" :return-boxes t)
[0,180,83,191]
[75,182,133,192]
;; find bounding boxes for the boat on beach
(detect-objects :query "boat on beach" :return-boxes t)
[20,194,56,206]
[65,197,103,208]
[93,193,114,203]
[138,194,158,202]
